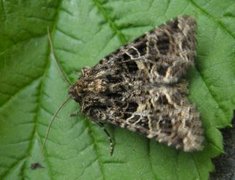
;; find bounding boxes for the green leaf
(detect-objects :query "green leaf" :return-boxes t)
[0,0,235,179]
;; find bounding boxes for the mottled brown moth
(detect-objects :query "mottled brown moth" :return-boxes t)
[44,15,204,155]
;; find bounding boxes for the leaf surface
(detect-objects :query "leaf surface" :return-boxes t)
[0,0,235,179]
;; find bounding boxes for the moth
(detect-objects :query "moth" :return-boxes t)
[67,15,204,152]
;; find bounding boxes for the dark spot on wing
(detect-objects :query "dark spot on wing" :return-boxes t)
[157,33,170,55]
[126,102,138,113]
[157,65,168,76]
[158,95,168,105]
[125,60,138,73]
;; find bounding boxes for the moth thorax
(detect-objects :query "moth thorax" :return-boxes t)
[87,79,107,92]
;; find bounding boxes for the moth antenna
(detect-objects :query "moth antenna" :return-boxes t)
[47,27,72,85]
[42,97,71,153]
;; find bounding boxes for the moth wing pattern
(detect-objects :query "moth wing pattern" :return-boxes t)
[69,15,204,152]
[99,15,196,83]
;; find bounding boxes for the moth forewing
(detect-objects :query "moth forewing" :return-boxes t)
[69,15,204,152]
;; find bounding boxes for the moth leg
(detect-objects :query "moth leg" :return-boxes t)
[97,122,115,156]
[70,111,79,117]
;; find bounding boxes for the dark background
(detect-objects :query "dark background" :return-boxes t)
[211,112,235,180]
